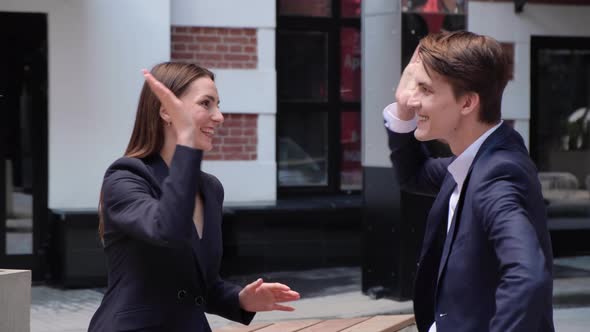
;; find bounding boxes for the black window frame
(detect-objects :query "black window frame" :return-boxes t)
[276,0,362,197]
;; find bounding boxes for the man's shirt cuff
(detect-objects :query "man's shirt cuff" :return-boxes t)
[383,102,417,133]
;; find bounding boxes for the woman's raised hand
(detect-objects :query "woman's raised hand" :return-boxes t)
[238,278,301,312]
[142,69,196,147]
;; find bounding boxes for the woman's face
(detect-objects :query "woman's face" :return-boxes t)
[179,77,224,151]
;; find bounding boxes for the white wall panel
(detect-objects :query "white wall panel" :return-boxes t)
[171,0,275,28]
[214,69,276,115]
[0,0,171,209]
[202,161,276,202]
[361,0,402,168]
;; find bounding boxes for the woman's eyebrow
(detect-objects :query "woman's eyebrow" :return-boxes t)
[203,94,220,105]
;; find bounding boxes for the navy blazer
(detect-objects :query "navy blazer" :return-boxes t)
[387,123,554,332]
[88,145,254,332]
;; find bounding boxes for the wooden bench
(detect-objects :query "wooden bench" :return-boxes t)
[214,315,416,332]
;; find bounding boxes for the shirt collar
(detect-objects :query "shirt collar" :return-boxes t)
[448,121,503,187]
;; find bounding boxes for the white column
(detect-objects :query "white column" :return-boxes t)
[362,0,402,167]
[0,269,31,332]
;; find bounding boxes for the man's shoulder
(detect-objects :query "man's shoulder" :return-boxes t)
[475,147,534,179]
[477,124,533,169]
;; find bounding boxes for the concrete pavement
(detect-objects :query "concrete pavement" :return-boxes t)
[29,256,590,332]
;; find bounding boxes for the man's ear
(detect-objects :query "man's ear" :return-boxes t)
[460,92,480,117]
[159,106,171,124]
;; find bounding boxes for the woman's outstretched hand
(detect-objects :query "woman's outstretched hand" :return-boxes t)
[238,278,301,312]
[142,69,196,147]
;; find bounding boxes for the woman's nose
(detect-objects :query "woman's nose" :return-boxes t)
[212,108,224,124]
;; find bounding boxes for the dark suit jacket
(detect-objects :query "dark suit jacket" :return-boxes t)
[88,145,254,332]
[387,123,554,332]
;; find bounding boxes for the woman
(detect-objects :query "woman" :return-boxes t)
[88,62,300,332]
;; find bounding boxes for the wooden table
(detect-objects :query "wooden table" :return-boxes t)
[214,315,416,332]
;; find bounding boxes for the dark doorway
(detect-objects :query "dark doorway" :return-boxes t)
[0,11,48,279]
[531,36,590,256]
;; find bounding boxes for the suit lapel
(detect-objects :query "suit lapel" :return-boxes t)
[432,123,513,295]
[147,155,210,285]
[189,172,209,283]
[420,175,456,262]
[436,171,470,286]
[189,234,208,284]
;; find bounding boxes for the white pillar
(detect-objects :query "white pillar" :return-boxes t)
[362,0,402,168]
[0,269,31,332]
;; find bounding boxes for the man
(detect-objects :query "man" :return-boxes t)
[384,31,554,331]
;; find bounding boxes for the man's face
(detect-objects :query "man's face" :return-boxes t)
[409,62,465,144]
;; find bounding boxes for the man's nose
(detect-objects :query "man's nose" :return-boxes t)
[407,93,421,109]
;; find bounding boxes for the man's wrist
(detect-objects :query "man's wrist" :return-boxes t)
[383,103,417,133]
[396,108,415,121]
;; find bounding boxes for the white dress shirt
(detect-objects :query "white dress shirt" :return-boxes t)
[383,103,502,332]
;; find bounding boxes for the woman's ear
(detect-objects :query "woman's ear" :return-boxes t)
[460,92,480,117]
[159,106,171,125]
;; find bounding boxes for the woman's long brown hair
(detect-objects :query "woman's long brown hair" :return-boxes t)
[98,62,214,240]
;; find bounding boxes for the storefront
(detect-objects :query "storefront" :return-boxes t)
[1,0,590,289]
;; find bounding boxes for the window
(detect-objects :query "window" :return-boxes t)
[277,0,362,194]
[340,111,361,190]
[278,112,329,187]
[531,37,590,220]
[279,0,332,17]
[278,31,329,102]
[341,0,361,18]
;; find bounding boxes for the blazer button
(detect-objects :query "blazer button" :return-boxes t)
[194,296,205,306]
[177,289,187,300]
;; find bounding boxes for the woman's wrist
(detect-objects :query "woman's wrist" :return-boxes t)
[238,288,246,309]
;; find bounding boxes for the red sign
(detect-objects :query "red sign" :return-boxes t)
[340,28,361,102]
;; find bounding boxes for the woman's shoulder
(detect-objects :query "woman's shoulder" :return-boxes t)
[201,171,222,188]
[106,156,150,176]
[103,156,158,188]
[201,171,224,200]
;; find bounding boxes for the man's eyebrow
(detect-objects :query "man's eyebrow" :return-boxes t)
[417,81,432,89]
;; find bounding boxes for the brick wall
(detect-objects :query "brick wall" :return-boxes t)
[171,26,259,161]
[208,114,258,161]
[171,26,257,69]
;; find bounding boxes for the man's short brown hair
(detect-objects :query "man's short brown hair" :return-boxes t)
[418,31,512,124]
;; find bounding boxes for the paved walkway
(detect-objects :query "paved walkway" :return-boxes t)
[30,285,590,332]
[30,257,590,332]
